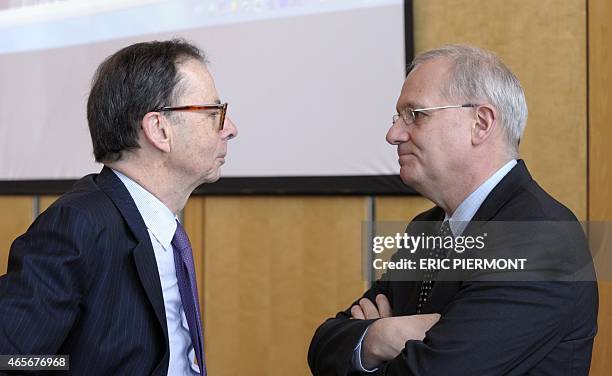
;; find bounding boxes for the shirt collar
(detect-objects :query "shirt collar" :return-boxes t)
[112,169,177,250]
[445,159,517,236]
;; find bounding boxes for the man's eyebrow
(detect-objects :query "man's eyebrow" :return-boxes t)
[397,101,424,112]
[213,98,221,104]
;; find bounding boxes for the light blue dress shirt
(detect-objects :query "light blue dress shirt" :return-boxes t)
[353,159,517,372]
[113,170,200,375]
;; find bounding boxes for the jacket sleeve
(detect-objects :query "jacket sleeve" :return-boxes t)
[0,205,99,354]
[371,222,597,375]
[307,277,391,376]
[382,281,578,375]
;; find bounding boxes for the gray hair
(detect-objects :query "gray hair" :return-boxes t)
[410,45,527,153]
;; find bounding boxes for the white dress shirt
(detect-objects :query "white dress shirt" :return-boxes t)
[353,159,518,372]
[113,170,200,375]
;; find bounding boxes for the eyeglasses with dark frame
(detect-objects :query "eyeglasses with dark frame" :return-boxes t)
[153,103,228,131]
[392,104,477,125]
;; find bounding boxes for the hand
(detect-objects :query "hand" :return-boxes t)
[350,294,392,320]
[361,313,441,369]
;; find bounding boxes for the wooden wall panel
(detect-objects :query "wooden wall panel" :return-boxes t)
[588,0,612,222]
[375,196,434,222]
[413,0,587,219]
[587,0,612,373]
[196,197,367,376]
[0,197,33,274]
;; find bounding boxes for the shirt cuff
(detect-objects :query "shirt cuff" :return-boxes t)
[352,326,378,373]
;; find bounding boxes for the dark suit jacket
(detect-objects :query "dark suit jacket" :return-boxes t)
[0,167,170,375]
[308,161,598,375]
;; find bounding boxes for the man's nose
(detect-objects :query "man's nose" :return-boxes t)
[386,120,409,145]
[222,116,238,140]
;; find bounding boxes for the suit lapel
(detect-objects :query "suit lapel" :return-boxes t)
[95,167,169,341]
[424,161,533,313]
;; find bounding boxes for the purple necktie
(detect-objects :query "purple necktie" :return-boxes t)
[172,220,206,375]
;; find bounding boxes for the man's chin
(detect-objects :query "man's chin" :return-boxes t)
[200,169,221,184]
[399,167,420,188]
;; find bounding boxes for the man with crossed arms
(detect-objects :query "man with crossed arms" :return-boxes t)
[308,45,597,375]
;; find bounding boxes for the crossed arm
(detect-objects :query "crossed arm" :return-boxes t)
[308,278,441,376]
[308,279,583,376]
[350,294,439,370]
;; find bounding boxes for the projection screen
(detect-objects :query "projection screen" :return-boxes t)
[0,0,412,194]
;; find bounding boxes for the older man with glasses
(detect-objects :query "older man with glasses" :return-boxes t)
[308,45,597,375]
[0,39,237,375]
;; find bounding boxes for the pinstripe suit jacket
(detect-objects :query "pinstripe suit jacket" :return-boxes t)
[0,167,170,375]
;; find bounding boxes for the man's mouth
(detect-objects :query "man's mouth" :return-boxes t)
[398,153,416,166]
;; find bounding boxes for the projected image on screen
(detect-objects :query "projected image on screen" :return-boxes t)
[0,0,407,191]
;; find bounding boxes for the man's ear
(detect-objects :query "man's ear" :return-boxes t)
[471,104,497,146]
[141,112,172,153]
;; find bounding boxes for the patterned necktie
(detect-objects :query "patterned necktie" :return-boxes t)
[416,220,452,314]
[172,220,206,375]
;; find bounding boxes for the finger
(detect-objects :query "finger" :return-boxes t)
[424,313,441,325]
[359,298,380,319]
[375,294,392,318]
[351,305,365,320]
[413,313,441,333]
